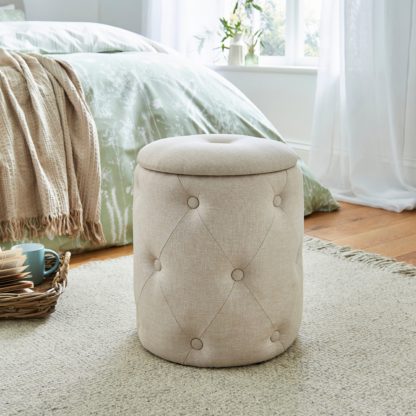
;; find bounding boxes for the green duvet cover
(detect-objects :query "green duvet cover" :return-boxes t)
[0,22,338,252]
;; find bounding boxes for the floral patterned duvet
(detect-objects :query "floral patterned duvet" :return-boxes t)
[0,22,338,252]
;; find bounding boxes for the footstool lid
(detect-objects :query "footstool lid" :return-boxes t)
[137,134,298,176]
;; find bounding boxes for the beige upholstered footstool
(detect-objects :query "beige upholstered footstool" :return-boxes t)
[133,134,303,367]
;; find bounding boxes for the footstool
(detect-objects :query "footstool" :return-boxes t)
[133,134,303,367]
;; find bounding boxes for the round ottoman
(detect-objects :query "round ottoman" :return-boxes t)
[133,134,303,367]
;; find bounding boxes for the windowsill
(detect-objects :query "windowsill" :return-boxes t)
[209,65,318,75]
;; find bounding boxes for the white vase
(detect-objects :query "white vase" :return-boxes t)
[228,35,244,66]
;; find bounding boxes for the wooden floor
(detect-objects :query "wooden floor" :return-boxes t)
[71,244,133,268]
[304,202,416,265]
[72,202,416,268]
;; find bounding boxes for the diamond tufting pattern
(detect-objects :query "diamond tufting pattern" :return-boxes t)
[133,135,303,367]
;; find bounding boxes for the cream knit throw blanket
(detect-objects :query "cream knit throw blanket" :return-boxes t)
[0,49,105,244]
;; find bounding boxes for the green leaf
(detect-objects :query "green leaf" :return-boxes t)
[232,1,239,14]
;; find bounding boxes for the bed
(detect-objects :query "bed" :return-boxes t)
[0,17,338,252]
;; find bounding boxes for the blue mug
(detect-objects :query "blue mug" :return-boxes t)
[12,243,60,286]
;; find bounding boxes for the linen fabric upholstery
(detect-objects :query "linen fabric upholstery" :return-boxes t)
[137,134,298,176]
[133,135,304,367]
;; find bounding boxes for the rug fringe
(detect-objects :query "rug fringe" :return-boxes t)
[304,236,416,277]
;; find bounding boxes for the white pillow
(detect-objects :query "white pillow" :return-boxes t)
[0,9,24,21]
[0,4,15,10]
[0,21,172,54]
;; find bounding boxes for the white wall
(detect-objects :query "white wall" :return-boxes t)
[214,66,317,161]
[98,0,142,33]
[24,0,99,21]
[23,0,142,32]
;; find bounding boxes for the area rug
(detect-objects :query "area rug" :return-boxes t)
[1,237,415,416]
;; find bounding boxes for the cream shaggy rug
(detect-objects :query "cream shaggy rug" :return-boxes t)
[1,237,415,416]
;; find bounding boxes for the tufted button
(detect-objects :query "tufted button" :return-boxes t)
[187,196,199,209]
[190,338,203,350]
[231,268,244,281]
[153,259,162,271]
[273,195,282,207]
[270,330,280,342]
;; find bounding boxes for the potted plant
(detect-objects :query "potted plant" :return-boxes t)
[219,0,263,66]
[245,29,263,65]
[219,10,244,65]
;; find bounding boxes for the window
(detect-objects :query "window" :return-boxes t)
[190,0,322,67]
[259,0,322,66]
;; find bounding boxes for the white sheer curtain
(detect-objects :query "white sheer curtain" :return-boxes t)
[140,0,232,63]
[310,0,416,211]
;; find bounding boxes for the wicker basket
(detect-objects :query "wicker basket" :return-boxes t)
[0,252,71,319]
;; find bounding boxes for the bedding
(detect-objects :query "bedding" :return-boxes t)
[0,22,338,252]
[0,49,104,244]
[0,21,171,54]
[0,8,24,21]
